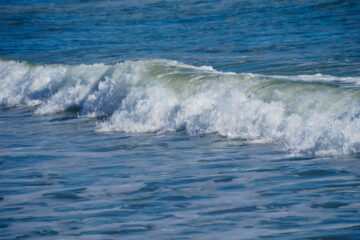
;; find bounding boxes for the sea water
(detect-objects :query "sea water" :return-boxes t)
[1,0,360,239]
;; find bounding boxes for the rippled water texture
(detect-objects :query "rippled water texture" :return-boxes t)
[1,0,360,239]
[1,0,360,75]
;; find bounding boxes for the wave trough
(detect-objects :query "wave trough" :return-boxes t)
[1,59,360,156]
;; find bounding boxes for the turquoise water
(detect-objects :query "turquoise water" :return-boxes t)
[1,0,360,239]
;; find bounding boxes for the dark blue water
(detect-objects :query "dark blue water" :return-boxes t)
[1,0,360,239]
[1,0,360,75]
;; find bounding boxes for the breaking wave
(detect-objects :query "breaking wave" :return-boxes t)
[1,58,360,156]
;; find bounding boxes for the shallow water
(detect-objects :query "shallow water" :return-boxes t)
[2,108,360,239]
[1,0,360,239]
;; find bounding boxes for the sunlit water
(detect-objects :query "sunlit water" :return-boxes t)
[1,0,360,239]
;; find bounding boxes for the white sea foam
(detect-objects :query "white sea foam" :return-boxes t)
[1,59,360,156]
[269,73,360,86]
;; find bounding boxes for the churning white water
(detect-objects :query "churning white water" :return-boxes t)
[1,59,360,155]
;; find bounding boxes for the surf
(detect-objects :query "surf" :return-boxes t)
[1,58,360,156]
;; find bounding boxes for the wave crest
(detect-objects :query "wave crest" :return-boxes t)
[1,59,360,156]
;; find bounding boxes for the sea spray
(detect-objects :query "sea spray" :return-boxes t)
[1,59,360,155]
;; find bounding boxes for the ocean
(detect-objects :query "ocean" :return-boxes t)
[1,0,360,239]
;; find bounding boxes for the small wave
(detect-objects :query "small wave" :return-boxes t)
[1,59,360,156]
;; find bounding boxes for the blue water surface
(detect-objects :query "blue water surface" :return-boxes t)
[1,0,360,239]
[1,0,360,75]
